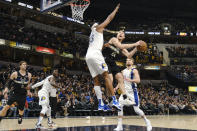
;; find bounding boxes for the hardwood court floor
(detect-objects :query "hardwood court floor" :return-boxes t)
[0,115,197,131]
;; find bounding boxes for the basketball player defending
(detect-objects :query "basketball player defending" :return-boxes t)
[0,61,32,124]
[114,58,152,131]
[31,68,60,129]
[86,4,121,110]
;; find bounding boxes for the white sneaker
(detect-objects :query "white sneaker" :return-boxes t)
[35,123,45,129]
[48,121,57,128]
[146,119,152,131]
[114,125,123,131]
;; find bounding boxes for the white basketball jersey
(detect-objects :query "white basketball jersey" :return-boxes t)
[122,68,137,92]
[88,28,104,50]
[40,75,54,94]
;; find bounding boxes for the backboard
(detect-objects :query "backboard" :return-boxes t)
[40,0,76,13]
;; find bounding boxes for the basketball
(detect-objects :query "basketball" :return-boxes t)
[137,41,148,52]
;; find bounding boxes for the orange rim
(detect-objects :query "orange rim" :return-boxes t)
[70,0,90,7]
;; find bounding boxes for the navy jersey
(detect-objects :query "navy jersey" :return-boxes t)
[12,71,29,95]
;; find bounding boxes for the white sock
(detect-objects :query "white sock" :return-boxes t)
[37,116,43,125]
[117,105,123,127]
[94,86,104,106]
[143,117,150,125]
[118,118,122,126]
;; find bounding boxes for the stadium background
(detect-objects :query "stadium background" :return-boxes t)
[0,0,197,122]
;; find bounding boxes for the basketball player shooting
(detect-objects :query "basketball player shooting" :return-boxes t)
[85,3,121,111]
[103,31,143,98]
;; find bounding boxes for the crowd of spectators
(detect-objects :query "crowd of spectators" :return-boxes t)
[139,81,197,115]
[0,13,164,65]
[0,14,83,55]
[169,66,197,82]
[170,58,197,65]
[166,46,197,58]
[125,17,197,32]
[0,63,197,118]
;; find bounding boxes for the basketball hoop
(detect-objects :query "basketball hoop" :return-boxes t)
[70,0,90,21]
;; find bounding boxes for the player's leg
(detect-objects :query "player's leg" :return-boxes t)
[0,105,11,122]
[17,95,26,124]
[128,90,152,131]
[114,94,124,131]
[36,104,48,128]
[93,75,105,110]
[115,72,126,97]
[86,58,108,111]
[36,92,49,128]
[102,71,120,110]
[133,106,152,131]
[0,93,16,122]
[88,57,120,110]
[50,96,57,118]
[46,105,56,127]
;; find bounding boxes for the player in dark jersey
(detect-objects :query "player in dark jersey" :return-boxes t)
[0,61,32,124]
[103,31,142,96]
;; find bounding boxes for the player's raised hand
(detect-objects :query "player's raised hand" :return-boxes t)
[116,3,120,10]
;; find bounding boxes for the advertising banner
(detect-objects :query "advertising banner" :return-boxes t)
[36,46,55,54]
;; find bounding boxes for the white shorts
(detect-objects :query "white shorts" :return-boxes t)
[119,89,139,107]
[86,50,108,78]
[38,90,49,106]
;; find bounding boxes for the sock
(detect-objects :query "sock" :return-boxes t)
[94,86,104,106]
[118,118,122,126]
[117,105,123,127]
[144,117,149,125]
[143,116,147,121]
[37,116,43,125]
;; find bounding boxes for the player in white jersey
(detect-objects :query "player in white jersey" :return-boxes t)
[114,58,152,131]
[31,68,60,129]
[85,4,121,110]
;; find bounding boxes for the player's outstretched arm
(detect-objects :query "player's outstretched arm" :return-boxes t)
[122,47,137,58]
[110,38,141,49]
[31,80,44,89]
[96,3,120,33]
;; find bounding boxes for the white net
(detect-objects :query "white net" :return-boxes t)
[70,0,90,21]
